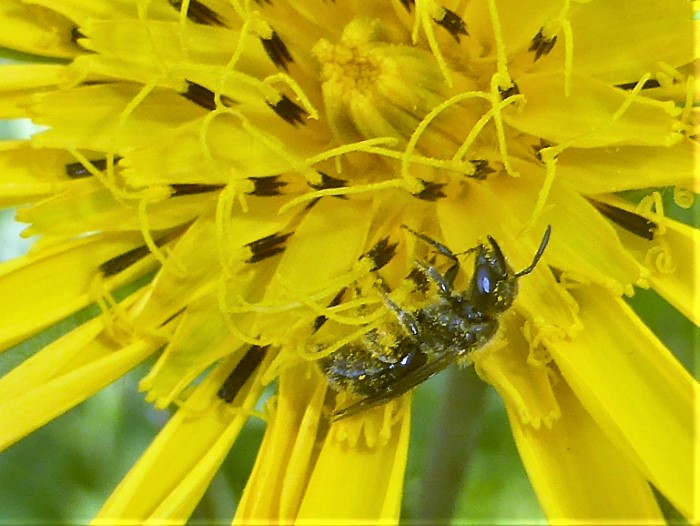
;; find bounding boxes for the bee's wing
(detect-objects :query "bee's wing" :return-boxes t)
[332,348,461,420]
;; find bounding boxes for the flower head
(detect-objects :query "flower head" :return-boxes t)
[0,0,697,523]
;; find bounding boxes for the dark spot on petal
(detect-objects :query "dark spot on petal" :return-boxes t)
[414,180,446,201]
[435,8,468,42]
[529,29,557,61]
[532,138,553,162]
[65,156,122,178]
[218,345,269,403]
[588,199,657,240]
[364,237,398,271]
[246,232,292,263]
[313,288,346,333]
[182,81,234,110]
[170,183,224,197]
[70,26,86,46]
[168,0,226,26]
[400,0,415,12]
[468,159,495,180]
[407,266,430,292]
[261,31,293,71]
[99,231,179,276]
[248,176,287,196]
[499,82,520,100]
[99,245,152,277]
[160,307,186,328]
[309,172,347,191]
[616,78,662,91]
[269,94,307,126]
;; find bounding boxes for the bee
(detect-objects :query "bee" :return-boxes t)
[318,225,552,420]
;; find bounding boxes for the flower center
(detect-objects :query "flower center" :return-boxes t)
[312,18,447,145]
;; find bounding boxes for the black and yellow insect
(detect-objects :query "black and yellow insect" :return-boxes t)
[319,225,552,420]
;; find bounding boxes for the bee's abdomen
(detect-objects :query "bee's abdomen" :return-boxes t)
[318,339,426,397]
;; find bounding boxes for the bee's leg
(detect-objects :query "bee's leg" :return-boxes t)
[401,225,461,288]
[411,259,455,295]
[373,278,420,339]
[402,225,459,261]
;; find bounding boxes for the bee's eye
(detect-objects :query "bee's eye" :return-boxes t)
[470,263,501,311]
[474,265,495,296]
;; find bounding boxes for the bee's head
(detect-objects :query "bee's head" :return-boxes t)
[468,226,551,315]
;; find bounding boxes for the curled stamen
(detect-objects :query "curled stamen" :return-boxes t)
[451,93,523,163]
[137,191,187,277]
[488,75,519,177]
[263,73,319,120]
[401,90,491,182]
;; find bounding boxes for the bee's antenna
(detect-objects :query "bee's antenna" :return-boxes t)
[513,225,552,278]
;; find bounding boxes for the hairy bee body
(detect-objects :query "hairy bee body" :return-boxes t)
[319,226,552,420]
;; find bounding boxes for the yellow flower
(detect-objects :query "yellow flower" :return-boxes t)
[0,0,697,523]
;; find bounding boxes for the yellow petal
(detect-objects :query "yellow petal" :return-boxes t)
[0,0,78,59]
[537,0,694,83]
[549,285,698,522]
[295,409,411,522]
[557,140,697,194]
[505,73,682,148]
[0,333,157,452]
[647,219,699,328]
[0,64,67,118]
[509,375,664,521]
[0,141,76,206]
[93,352,268,524]
[234,363,325,522]
[17,177,214,237]
[484,160,644,296]
[474,316,561,430]
[30,83,205,152]
[0,233,154,351]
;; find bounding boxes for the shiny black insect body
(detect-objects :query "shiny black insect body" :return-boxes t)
[318,225,552,420]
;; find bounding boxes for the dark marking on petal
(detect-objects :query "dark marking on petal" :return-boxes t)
[435,8,468,42]
[468,159,495,180]
[261,31,293,71]
[414,180,446,201]
[407,265,430,292]
[588,199,657,240]
[70,26,87,46]
[218,345,268,403]
[170,183,224,197]
[313,288,346,333]
[400,0,415,11]
[499,82,520,100]
[168,0,225,26]
[99,245,152,277]
[269,94,307,126]
[616,78,661,91]
[248,176,287,196]
[304,197,321,210]
[529,29,557,61]
[365,237,398,271]
[532,138,553,163]
[246,232,293,263]
[99,231,179,276]
[309,172,347,191]
[182,81,234,110]
[65,156,123,178]
[160,307,186,328]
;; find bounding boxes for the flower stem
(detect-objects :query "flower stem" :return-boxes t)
[413,365,489,522]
